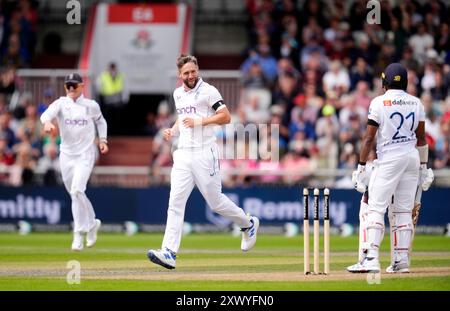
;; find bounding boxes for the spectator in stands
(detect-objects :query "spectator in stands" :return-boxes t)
[241,44,278,85]
[301,0,326,29]
[0,110,15,148]
[433,110,450,168]
[96,62,128,135]
[17,0,38,53]
[155,100,174,130]
[421,61,438,92]
[323,60,350,96]
[390,17,409,59]
[278,15,300,68]
[339,112,364,154]
[277,57,300,80]
[0,65,17,102]
[430,70,448,100]
[16,103,41,153]
[143,112,158,138]
[436,23,450,54]
[10,128,38,186]
[238,89,271,125]
[1,33,29,68]
[269,105,289,154]
[36,142,60,186]
[351,81,372,111]
[300,35,327,71]
[282,131,314,184]
[234,140,258,186]
[241,58,270,89]
[0,94,7,114]
[401,46,421,74]
[257,120,282,184]
[338,142,358,170]
[289,95,316,141]
[339,93,366,125]
[37,88,54,115]
[350,57,374,91]
[409,23,435,65]
[315,104,339,170]
[0,132,13,165]
[150,128,174,184]
[0,133,14,184]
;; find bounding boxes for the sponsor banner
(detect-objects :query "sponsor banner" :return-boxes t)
[107,4,177,24]
[88,3,190,94]
[0,187,449,226]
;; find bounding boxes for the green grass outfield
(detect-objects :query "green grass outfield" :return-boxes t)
[0,233,449,290]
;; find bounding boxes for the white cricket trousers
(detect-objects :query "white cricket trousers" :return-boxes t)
[60,145,97,233]
[368,151,420,214]
[162,144,251,253]
[364,150,419,258]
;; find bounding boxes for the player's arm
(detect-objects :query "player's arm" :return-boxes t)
[40,100,60,134]
[182,101,231,128]
[92,103,108,154]
[201,106,231,126]
[415,120,434,190]
[352,120,378,193]
[359,122,378,164]
[163,119,179,141]
[415,121,427,158]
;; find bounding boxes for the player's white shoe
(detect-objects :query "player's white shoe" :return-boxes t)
[86,219,101,248]
[347,257,380,273]
[241,216,259,252]
[71,232,84,251]
[147,248,177,270]
[386,261,410,273]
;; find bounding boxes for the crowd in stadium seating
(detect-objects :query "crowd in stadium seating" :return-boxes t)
[215,0,450,186]
[0,0,46,186]
[1,0,450,187]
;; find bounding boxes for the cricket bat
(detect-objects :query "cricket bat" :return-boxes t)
[409,184,423,265]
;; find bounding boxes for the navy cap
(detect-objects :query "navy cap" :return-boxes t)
[382,63,407,90]
[64,73,83,84]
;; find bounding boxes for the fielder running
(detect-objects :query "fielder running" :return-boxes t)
[348,63,434,273]
[147,55,259,270]
[41,73,108,251]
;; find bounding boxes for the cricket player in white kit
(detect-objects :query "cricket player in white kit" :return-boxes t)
[147,55,259,270]
[348,63,434,273]
[40,73,108,251]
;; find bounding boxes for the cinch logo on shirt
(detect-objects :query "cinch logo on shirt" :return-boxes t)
[176,106,197,114]
[383,100,392,106]
[65,119,88,126]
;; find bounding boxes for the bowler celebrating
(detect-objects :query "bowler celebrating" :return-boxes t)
[147,55,259,269]
[41,73,108,251]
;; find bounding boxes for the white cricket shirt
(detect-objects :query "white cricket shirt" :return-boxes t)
[173,78,225,149]
[40,95,107,155]
[367,89,425,162]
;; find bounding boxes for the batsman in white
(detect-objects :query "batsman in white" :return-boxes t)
[348,63,434,273]
[147,55,259,270]
[40,73,108,251]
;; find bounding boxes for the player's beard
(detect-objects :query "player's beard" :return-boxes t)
[183,77,199,89]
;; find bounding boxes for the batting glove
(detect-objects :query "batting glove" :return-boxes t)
[352,164,368,194]
[419,164,434,191]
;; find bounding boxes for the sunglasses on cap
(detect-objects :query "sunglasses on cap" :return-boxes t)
[65,82,80,89]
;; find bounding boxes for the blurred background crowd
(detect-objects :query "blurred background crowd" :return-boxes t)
[0,0,449,188]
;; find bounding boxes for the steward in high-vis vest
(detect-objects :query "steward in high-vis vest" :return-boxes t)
[98,62,125,106]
